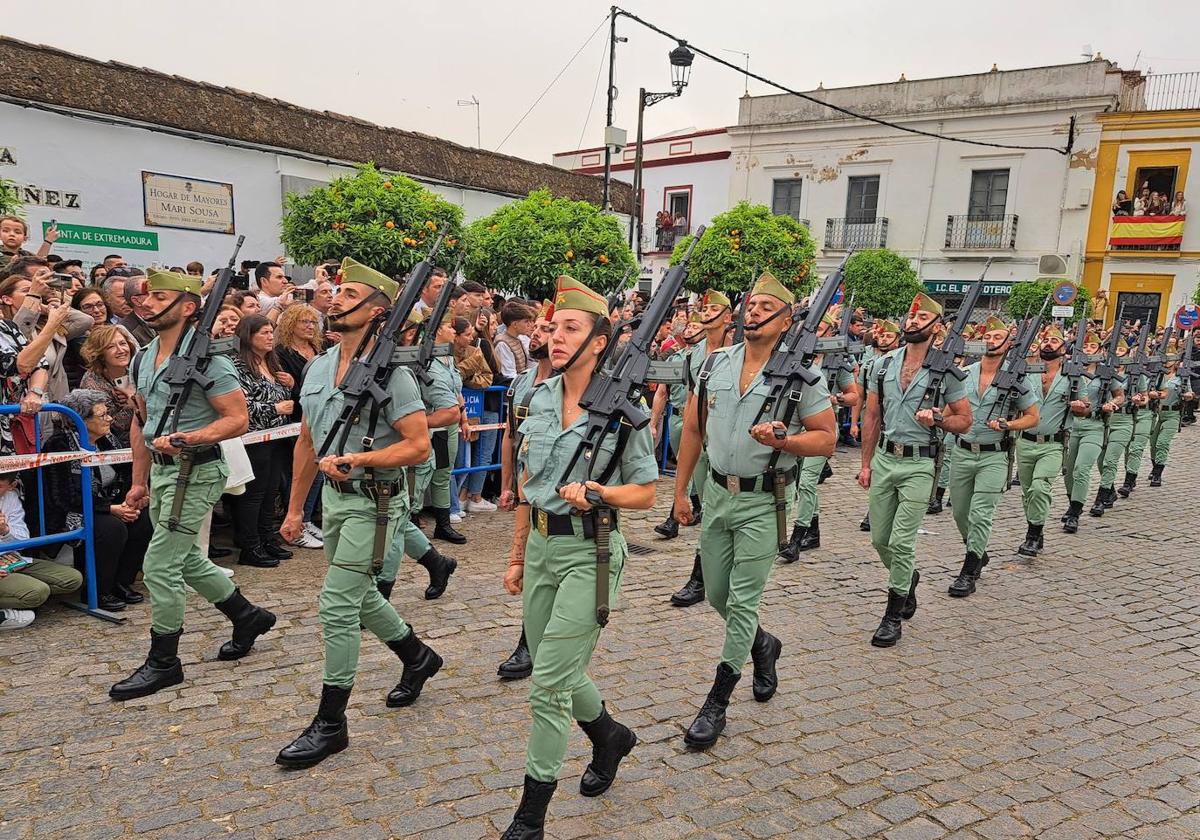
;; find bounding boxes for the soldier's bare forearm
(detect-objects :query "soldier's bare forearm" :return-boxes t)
[288,427,319,514]
[673,396,701,498]
[860,400,881,467]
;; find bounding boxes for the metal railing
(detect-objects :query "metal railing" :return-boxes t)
[944,214,1019,249]
[824,217,889,250]
[1119,71,1200,112]
[655,222,690,252]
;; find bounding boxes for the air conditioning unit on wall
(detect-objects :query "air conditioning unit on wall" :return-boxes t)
[1038,254,1070,276]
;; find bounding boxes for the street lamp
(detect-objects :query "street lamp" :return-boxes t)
[630,41,695,259]
[457,96,480,148]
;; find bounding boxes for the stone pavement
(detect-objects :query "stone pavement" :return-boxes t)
[2,435,1199,840]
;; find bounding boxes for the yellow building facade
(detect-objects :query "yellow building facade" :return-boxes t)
[1083,107,1200,328]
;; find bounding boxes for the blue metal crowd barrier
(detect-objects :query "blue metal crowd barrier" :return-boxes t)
[0,404,115,624]
[452,385,508,478]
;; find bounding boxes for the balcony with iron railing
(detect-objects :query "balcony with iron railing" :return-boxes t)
[1118,71,1200,112]
[824,217,888,250]
[654,221,690,252]
[1108,213,1186,253]
[944,214,1019,250]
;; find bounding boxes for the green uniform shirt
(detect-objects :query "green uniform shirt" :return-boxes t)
[667,346,692,413]
[1069,372,1106,421]
[960,362,1037,445]
[299,343,424,481]
[874,346,968,447]
[518,375,659,515]
[702,343,831,478]
[421,357,462,431]
[858,346,878,391]
[686,337,709,395]
[1160,373,1182,409]
[1025,369,1072,435]
[510,367,539,406]
[821,357,855,394]
[135,329,241,446]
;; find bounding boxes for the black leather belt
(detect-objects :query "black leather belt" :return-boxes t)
[1021,430,1065,444]
[531,507,619,539]
[956,438,1010,454]
[879,437,935,459]
[710,467,797,494]
[329,478,402,501]
[1122,404,1139,415]
[150,446,221,467]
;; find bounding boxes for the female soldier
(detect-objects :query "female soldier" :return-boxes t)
[1062,330,1123,532]
[501,276,659,840]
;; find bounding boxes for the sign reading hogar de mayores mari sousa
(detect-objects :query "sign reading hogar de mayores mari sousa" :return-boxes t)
[142,171,235,235]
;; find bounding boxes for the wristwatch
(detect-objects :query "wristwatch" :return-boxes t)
[29,387,47,398]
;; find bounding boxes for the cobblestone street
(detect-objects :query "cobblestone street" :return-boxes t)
[2,437,1199,840]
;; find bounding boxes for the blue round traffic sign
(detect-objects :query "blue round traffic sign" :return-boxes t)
[1052,281,1078,306]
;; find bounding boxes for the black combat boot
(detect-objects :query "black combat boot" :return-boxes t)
[109,628,185,701]
[1117,471,1137,498]
[416,546,457,600]
[500,776,557,840]
[214,588,277,661]
[275,684,351,769]
[683,663,740,750]
[376,578,395,601]
[498,628,533,680]
[859,512,871,532]
[669,554,705,607]
[927,487,945,515]
[777,522,806,564]
[385,628,443,707]
[1017,523,1044,557]
[687,493,703,525]
[1102,486,1116,509]
[578,704,637,797]
[653,507,680,539]
[1062,500,1084,533]
[1149,463,1164,487]
[797,517,821,551]
[818,462,833,484]
[432,508,467,544]
[870,589,907,647]
[948,552,984,598]
[1089,488,1108,517]
[749,628,782,702]
[901,570,920,620]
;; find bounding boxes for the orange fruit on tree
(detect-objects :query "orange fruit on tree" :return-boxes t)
[566,250,574,260]
[385,221,395,229]
[383,181,393,189]
[598,254,609,264]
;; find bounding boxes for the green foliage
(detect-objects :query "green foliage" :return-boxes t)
[1192,285,1200,306]
[840,249,923,318]
[0,178,20,216]
[1006,279,1091,326]
[463,189,636,301]
[280,163,463,278]
[669,202,816,298]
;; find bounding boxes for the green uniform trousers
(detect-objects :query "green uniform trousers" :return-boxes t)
[429,431,459,509]
[699,481,779,672]
[867,451,933,595]
[668,412,695,497]
[1099,415,1134,489]
[144,461,236,634]
[1063,419,1104,504]
[948,447,1008,557]
[937,438,953,490]
[1150,410,1180,464]
[791,455,826,527]
[1124,412,1154,474]
[1016,438,1063,526]
[319,485,410,688]
[0,558,82,609]
[522,525,625,782]
[381,458,435,583]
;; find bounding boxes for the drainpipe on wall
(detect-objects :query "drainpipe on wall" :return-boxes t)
[915,121,945,279]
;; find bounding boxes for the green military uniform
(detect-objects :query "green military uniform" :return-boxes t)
[1149,372,1183,475]
[1121,373,1154,487]
[428,356,463,509]
[1097,373,1135,507]
[1015,365,1069,545]
[791,363,853,531]
[110,268,276,703]
[1062,374,1107,505]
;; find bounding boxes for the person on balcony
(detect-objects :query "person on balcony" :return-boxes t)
[1134,186,1151,215]
[1111,190,1132,216]
[1147,192,1167,216]
[1170,191,1187,216]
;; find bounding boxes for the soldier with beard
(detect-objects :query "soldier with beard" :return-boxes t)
[1015,325,1070,557]
[495,300,555,681]
[946,316,1038,597]
[109,268,276,701]
[857,294,972,648]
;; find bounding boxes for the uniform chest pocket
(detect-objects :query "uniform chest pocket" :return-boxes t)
[519,416,557,478]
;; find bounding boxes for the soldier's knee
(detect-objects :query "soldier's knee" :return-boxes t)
[528,683,572,720]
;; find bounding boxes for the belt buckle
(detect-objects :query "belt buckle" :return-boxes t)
[970,442,981,455]
[725,473,740,496]
[536,508,548,537]
[891,442,904,457]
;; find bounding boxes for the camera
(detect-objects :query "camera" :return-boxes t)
[298,288,315,303]
[230,272,250,291]
[48,273,74,290]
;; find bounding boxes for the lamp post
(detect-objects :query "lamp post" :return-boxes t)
[630,41,694,260]
[457,96,480,148]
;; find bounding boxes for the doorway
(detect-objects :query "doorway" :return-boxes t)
[1113,291,1161,330]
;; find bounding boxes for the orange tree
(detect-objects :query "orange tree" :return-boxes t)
[463,189,636,301]
[0,178,19,216]
[280,163,463,277]
[841,249,924,319]
[669,202,817,298]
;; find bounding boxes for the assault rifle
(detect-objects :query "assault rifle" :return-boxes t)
[410,253,463,384]
[918,259,990,504]
[556,227,705,627]
[987,294,1050,488]
[1147,325,1174,415]
[822,292,861,391]
[155,234,244,533]
[750,250,853,551]
[1097,304,1127,450]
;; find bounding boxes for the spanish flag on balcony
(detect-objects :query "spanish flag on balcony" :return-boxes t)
[1109,215,1186,247]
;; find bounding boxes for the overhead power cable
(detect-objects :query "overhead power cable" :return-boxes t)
[614,7,1073,155]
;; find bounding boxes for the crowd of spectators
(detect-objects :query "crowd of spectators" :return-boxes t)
[1113,186,1187,217]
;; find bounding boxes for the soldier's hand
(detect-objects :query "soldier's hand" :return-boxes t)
[857,467,871,490]
[504,561,524,596]
[497,489,516,511]
[280,513,304,544]
[1185,391,1196,402]
[849,422,860,440]
[559,481,603,512]
[125,484,149,511]
[151,434,184,455]
[986,419,1004,433]
[318,455,354,480]
[673,490,693,525]
[750,421,787,448]
[915,408,937,428]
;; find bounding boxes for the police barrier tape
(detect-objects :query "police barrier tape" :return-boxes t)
[0,420,511,473]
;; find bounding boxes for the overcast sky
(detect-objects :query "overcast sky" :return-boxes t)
[8,1,1199,163]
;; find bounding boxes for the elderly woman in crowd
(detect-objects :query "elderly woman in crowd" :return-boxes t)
[42,389,150,613]
[78,325,136,448]
[10,269,93,404]
[230,314,294,568]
